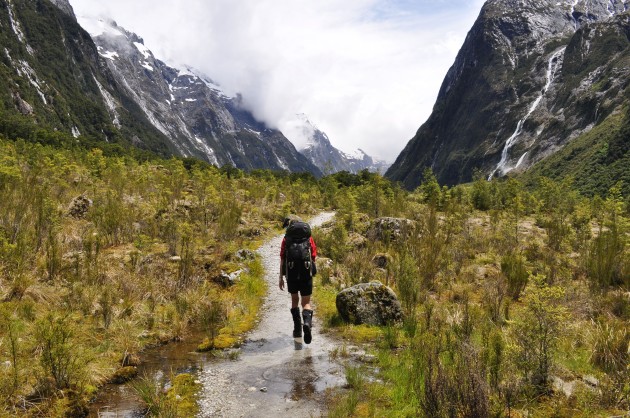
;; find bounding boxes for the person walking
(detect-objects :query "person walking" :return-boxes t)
[278,217,317,344]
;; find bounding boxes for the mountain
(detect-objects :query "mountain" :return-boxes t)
[0,0,319,175]
[0,0,174,155]
[386,0,630,194]
[287,114,390,174]
[76,16,320,175]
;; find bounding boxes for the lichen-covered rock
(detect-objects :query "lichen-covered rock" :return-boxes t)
[371,253,392,268]
[336,282,403,326]
[212,269,243,287]
[68,195,92,219]
[235,249,256,261]
[366,217,415,242]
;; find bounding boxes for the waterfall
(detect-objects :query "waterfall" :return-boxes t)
[488,48,566,180]
[570,0,580,29]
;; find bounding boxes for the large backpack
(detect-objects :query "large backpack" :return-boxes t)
[285,221,312,266]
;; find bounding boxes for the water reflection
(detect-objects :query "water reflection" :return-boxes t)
[288,355,317,401]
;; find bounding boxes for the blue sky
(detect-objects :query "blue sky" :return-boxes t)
[70,0,485,161]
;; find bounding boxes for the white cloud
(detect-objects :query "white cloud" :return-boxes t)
[70,0,484,162]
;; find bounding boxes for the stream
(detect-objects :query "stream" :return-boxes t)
[89,211,345,417]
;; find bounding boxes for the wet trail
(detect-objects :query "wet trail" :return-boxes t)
[197,211,344,417]
[89,212,344,417]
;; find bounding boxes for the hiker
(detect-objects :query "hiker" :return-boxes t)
[278,217,317,344]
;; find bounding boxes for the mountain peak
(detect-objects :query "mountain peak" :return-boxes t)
[285,115,389,174]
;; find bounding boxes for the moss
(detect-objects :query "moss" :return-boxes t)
[165,373,201,417]
[340,324,382,343]
[196,333,238,351]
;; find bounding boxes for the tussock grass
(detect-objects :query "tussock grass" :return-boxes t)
[0,138,326,415]
[315,171,629,417]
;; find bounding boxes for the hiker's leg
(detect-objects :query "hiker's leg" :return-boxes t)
[302,301,313,344]
[290,306,302,338]
[301,294,311,310]
[291,292,300,309]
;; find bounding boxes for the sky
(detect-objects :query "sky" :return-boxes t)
[69,0,485,162]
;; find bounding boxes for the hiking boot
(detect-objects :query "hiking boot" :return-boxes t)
[302,309,313,344]
[290,307,302,338]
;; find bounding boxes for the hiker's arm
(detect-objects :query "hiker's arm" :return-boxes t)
[278,257,285,290]
[310,237,317,260]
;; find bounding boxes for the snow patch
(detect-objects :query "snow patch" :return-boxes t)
[133,42,152,60]
[71,126,81,138]
[185,98,197,102]
[140,62,154,72]
[175,65,229,97]
[77,16,127,38]
[99,50,119,60]
[343,149,368,160]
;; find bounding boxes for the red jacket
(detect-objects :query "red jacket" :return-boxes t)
[280,237,317,260]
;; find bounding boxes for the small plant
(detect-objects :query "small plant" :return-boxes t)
[35,313,88,390]
[512,274,568,393]
[501,252,529,300]
[591,319,629,374]
[196,296,226,351]
[344,365,364,390]
[131,375,175,417]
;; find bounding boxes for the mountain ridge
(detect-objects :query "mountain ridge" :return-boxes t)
[386,0,630,193]
[78,16,320,175]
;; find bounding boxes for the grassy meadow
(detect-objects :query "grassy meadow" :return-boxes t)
[0,134,627,417]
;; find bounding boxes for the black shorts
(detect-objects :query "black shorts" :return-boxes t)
[286,262,313,296]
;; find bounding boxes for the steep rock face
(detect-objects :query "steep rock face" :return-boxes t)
[386,0,630,189]
[292,114,390,174]
[81,17,320,174]
[48,0,75,20]
[0,0,174,155]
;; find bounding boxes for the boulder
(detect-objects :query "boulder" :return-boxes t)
[371,253,392,268]
[347,232,368,249]
[336,282,403,326]
[68,194,92,219]
[366,217,415,242]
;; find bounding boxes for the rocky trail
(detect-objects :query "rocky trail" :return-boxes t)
[197,211,344,417]
[91,211,345,417]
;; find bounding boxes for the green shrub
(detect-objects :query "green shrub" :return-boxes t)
[35,313,88,390]
[512,274,568,393]
[501,252,529,300]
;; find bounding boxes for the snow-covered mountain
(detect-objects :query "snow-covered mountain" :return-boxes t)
[286,114,390,174]
[77,16,320,175]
